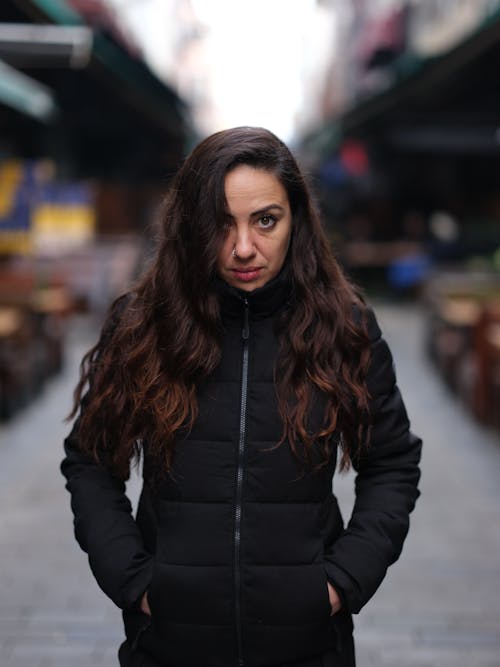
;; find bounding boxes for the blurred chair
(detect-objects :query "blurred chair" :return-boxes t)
[473,304,500,430]
[0,267,72,421]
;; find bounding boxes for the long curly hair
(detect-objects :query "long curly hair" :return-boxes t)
[69,127,371,480]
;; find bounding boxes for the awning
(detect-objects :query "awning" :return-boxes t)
[304,6,500,157]
[14,0,187,135]
[0,23,93,68]
[0,0,192,179]
[0,58,57,121]
[340,10,500,150]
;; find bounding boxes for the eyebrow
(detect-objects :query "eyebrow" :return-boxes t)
[224,203,286,220]
[250,204,285,218]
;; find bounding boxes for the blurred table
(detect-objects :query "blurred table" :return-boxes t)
[0,307,22,338]
[32,286,73,316]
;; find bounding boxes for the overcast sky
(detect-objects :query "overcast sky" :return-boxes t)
[191,0,316,140]
[106,0,322,141]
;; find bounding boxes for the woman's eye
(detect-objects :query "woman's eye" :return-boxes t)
[257,215,277,229]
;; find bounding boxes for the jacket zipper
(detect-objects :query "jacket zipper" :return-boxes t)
[235,298,250,667]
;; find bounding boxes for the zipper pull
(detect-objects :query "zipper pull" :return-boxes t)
[242,299,249,340]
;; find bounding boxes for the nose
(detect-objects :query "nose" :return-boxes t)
[233,224,256,260]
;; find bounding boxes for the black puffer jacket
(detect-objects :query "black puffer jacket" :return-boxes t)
[61,275,421,667]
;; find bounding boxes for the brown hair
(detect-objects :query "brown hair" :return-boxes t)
[69,127,370,479]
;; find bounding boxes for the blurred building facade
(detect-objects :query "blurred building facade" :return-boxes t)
[298,0,500,434]
[300,0,500,266]
[299,0,500,135]
[104,0,211,140]
[0,0,192,421]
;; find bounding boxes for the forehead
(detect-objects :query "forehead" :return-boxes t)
[224,165,288,212]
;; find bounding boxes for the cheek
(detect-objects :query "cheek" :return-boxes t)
[267,240,289,268]
[278,231,292,260]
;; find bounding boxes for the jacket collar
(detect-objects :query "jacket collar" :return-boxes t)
[214,263,293,320]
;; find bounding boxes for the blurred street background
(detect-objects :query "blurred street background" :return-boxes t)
[1,1,500,666]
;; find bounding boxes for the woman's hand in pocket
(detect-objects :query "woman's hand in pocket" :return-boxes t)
[140,591,151,617]
[327,581,342,616]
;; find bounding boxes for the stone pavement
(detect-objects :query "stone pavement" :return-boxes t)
[335,303,500,667]
[0,303,500,667]
[0,315,125,667]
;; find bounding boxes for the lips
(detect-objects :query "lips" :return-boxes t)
[231,267,262,282]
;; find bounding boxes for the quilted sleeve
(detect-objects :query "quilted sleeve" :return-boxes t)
[60,297,153,610]
[324,306,422,613]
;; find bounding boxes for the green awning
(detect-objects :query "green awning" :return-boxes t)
[25,0,186,134]
[0,58,57,121]
[26,0,81,25]
[303,5,500,156]
[341,5,500,133]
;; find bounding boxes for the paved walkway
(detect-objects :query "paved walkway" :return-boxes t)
[336,303,500,667]
[1,304,500,667]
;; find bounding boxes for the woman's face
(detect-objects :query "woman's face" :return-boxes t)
[217,165,292,292]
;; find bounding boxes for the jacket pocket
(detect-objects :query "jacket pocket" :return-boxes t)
[244,562,332,625]
[148,499,234,628]
[123,608,152,653]
[329,606,354,655]
[147,561,234,628]
[322,569,334,617]
[131,616,152,651]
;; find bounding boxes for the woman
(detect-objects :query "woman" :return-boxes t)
[61,127,421,667]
